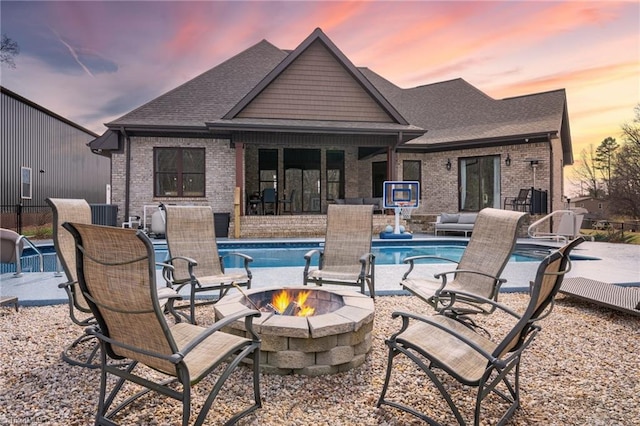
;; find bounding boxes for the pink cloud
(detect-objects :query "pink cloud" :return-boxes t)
[490,61,639,98]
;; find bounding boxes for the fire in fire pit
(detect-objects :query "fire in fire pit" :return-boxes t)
[264,289,315,316]
[245,288,345,317]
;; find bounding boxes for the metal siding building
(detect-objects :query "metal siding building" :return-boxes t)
[1,86,110,207]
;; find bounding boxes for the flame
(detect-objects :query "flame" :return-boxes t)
[271,289,315,317]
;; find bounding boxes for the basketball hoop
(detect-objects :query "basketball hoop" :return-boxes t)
[396,202,414,220]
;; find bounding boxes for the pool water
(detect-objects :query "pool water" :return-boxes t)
[4,240,594,274]
[153,242,552,269]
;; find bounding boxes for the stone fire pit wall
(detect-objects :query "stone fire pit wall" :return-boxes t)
[214,287,375,376]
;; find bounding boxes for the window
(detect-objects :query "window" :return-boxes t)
[372,161,387,197]
[259,149,278,193]
[403,160,421,192]
[154,148,205,197]
[459,156,500,211]
[20,166,32,200]
[326,150,344,201]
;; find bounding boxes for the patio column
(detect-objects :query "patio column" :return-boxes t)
[387,146,397,181]
[235,142,245,214]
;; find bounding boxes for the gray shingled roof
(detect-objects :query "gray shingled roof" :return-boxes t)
[359,69,567,146]
[105,29,570,161]
[107,40,287,128]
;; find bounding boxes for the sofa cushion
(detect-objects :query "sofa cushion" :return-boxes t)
[458,213,477,224]
[344,198,364,205]
[363,197,382,209]
[440,213,459,223]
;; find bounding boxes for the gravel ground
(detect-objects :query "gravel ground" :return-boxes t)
[1,293,638,426]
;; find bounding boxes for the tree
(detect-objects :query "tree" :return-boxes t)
[570,144,604,198]
[609,104,640,219]
[594,137,618,195]
[620,104,640,147]
[0,34,20,68]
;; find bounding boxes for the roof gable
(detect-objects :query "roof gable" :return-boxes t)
[226,28,407,125]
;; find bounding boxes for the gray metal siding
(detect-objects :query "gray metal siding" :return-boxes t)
[1,90,111,206]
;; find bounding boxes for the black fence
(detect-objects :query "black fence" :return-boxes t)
[529,188,548,215]
[504,187,548,215]
[0,204,119,234]
[583,218,639,233]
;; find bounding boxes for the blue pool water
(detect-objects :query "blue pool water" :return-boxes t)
[3,240,595,274]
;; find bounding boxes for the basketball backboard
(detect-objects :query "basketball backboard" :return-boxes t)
[383,181,419,209]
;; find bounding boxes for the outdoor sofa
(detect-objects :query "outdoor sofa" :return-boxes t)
[434,212,478,236]
[334,197,384,213]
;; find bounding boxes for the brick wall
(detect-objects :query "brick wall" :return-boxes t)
[111,136,235,226]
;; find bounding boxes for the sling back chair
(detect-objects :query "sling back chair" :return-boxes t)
[262,188,277,215]
[46,198,99,368]
[64,222,262,426]
[279,189,296,214]
[162,204,253,324]
[401,208,526,315]
[47,198,180,368]
[303,204,375,297]
[378,237,584,425]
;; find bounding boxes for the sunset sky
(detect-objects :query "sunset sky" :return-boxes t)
[1,1,638,196]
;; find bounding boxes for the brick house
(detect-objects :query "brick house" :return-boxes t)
[90,28,573,231]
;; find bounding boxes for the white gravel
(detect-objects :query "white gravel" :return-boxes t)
[1,293,638,425]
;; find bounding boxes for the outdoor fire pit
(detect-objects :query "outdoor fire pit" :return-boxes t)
[214,286,375,375]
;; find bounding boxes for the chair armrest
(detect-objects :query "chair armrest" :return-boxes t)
[303,249,323,273]
[434,269,506,285]
[223,252,254,275]
[437,289,521,319]
[162,256,198,286]
[358,252,375,276]
[401,255,458,280]
[58,279,75,290]
[177,309,262,358]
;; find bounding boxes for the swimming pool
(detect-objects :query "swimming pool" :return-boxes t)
[4,240,595,274]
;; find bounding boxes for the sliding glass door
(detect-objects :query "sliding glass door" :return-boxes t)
[284,149,321,213]
[459,156,500,211]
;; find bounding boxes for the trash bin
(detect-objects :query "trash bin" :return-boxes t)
[214,213,230,238]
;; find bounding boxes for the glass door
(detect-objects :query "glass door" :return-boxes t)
[284,149,321,213]
[459,156,500,211]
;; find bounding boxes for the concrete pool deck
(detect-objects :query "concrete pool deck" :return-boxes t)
[1,235,638,306]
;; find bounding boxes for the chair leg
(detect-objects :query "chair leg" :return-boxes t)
[194,343,262,426]
[61,333,101,369]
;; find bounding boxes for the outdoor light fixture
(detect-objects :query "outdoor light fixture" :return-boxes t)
[529,159,539,168]
[505,154,511,166]
[445,159,452,171]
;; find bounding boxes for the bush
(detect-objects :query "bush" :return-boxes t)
[25,225,53,240]
[591,228,635,244]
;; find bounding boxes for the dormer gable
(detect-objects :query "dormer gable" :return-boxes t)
[226,28,407,124]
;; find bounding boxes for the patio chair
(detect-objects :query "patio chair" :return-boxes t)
[401,208,526,315]
[511,188,531,212]
[63,222,262,426]
[47,198,180,368]
[377,237,584,425]
[262,188,277,214]
[162,204,253,323]
[46,198,100,368]
[279,189,296,214]
[303,204,375,297]
[1,227,43,276]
